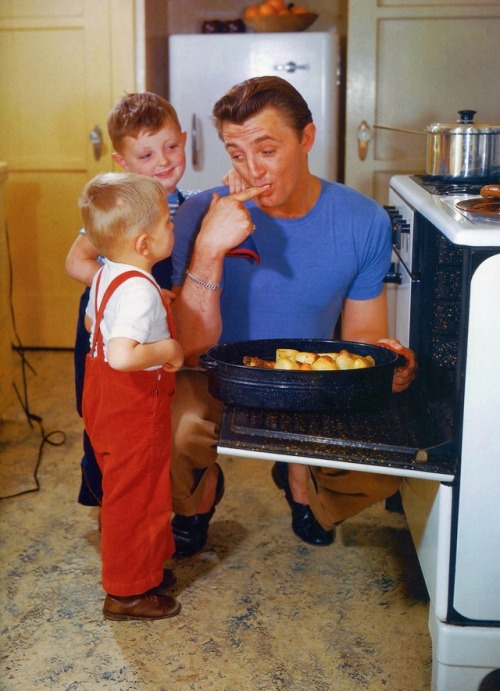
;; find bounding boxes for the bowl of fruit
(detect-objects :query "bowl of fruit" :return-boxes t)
[243,1,318,33]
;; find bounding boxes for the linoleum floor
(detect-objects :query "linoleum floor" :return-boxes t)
[0,350,432,690]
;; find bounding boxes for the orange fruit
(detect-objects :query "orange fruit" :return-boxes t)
[259,3,279,15]
[244,4,260,17]
[291,6,309,13]
[267,0,286,9]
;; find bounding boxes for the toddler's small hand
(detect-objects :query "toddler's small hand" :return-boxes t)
[162,339,184,372]
[160,288,176,305]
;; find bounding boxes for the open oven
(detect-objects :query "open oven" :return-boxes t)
[215,174,500,690]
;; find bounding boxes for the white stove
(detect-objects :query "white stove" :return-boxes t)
[216,174,500,690]
[390,175,500,247]
[387,175,500,690]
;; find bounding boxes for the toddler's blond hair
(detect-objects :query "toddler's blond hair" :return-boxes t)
[79,172,166,256]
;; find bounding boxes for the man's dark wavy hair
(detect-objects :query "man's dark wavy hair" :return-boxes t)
[212,76,313,140]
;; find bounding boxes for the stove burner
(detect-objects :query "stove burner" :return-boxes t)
[412,174,500,196]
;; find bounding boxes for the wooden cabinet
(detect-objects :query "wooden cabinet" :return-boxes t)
[0,1,136,348]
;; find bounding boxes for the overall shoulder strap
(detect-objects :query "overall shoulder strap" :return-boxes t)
[91,270,176,352]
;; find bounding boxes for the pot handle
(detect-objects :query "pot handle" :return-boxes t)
[373,124,424,136]
[198,352,217,370]
[377,342,408,368]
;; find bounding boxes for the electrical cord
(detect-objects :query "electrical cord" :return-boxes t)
[0,223,67,501]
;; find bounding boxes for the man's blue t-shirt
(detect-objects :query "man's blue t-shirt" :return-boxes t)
[171,179,391,343]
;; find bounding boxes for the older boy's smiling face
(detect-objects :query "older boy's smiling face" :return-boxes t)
[113,123,187,194]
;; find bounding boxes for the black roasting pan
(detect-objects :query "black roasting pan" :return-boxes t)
[199,339,406,414]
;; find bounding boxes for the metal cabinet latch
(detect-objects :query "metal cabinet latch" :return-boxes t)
[274,61,309,73]
[89,125,103,161]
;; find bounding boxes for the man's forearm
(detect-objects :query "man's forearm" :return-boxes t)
[172,246,224,366]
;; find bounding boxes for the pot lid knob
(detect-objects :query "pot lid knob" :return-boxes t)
[458,110,476,123]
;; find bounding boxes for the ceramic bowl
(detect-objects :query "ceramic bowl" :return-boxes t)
[243,13,318,33]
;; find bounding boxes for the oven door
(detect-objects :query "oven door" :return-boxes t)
[217,392,456,482]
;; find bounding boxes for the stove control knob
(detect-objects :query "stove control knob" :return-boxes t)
[383,262,402,285]
[384,205,399,221]
[391,217,405,249]
[383,207,410,248]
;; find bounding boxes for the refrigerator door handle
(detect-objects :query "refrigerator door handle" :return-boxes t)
[274,61,309,73]
[191,114,199,168]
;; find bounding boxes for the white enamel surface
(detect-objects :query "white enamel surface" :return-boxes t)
[391,176,500,247]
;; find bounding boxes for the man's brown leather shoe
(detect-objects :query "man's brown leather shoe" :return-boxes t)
[103,593,181,621]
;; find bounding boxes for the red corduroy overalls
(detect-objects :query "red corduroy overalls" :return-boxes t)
[82,270,176,596]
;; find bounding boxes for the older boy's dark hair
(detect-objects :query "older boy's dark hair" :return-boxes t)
[212,76,313,140]
[107,92,182,152]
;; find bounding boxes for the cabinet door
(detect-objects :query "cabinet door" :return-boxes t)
[0,0,136,347]
[344,1,500,203]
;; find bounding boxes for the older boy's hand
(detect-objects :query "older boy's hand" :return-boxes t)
[222,168,249,194]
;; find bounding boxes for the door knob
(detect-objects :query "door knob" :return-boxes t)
[356,121,372,161]
[89,125,103,161]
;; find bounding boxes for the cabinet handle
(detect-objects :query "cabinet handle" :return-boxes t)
[191,114,198,168]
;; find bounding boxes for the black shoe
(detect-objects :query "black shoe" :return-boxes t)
[149,568,177,595]
[172,464,225,557]
[272,462,335,546]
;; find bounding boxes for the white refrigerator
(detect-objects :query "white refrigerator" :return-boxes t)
[168,31,340,190]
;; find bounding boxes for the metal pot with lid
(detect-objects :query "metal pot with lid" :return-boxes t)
[375,110,500,179]
[426,110,500,178]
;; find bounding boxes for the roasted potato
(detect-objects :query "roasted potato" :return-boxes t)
[275,357,301,370]
[335,350,356,369]
[243,346,375,371]
[276,348,299,360]
[294,351,318,365]
[311,355,338,370]
[352,355,376,369]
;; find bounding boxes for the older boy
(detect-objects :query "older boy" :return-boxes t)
[66,93,198,506]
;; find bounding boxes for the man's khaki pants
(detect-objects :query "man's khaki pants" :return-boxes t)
[170,369,401,529]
